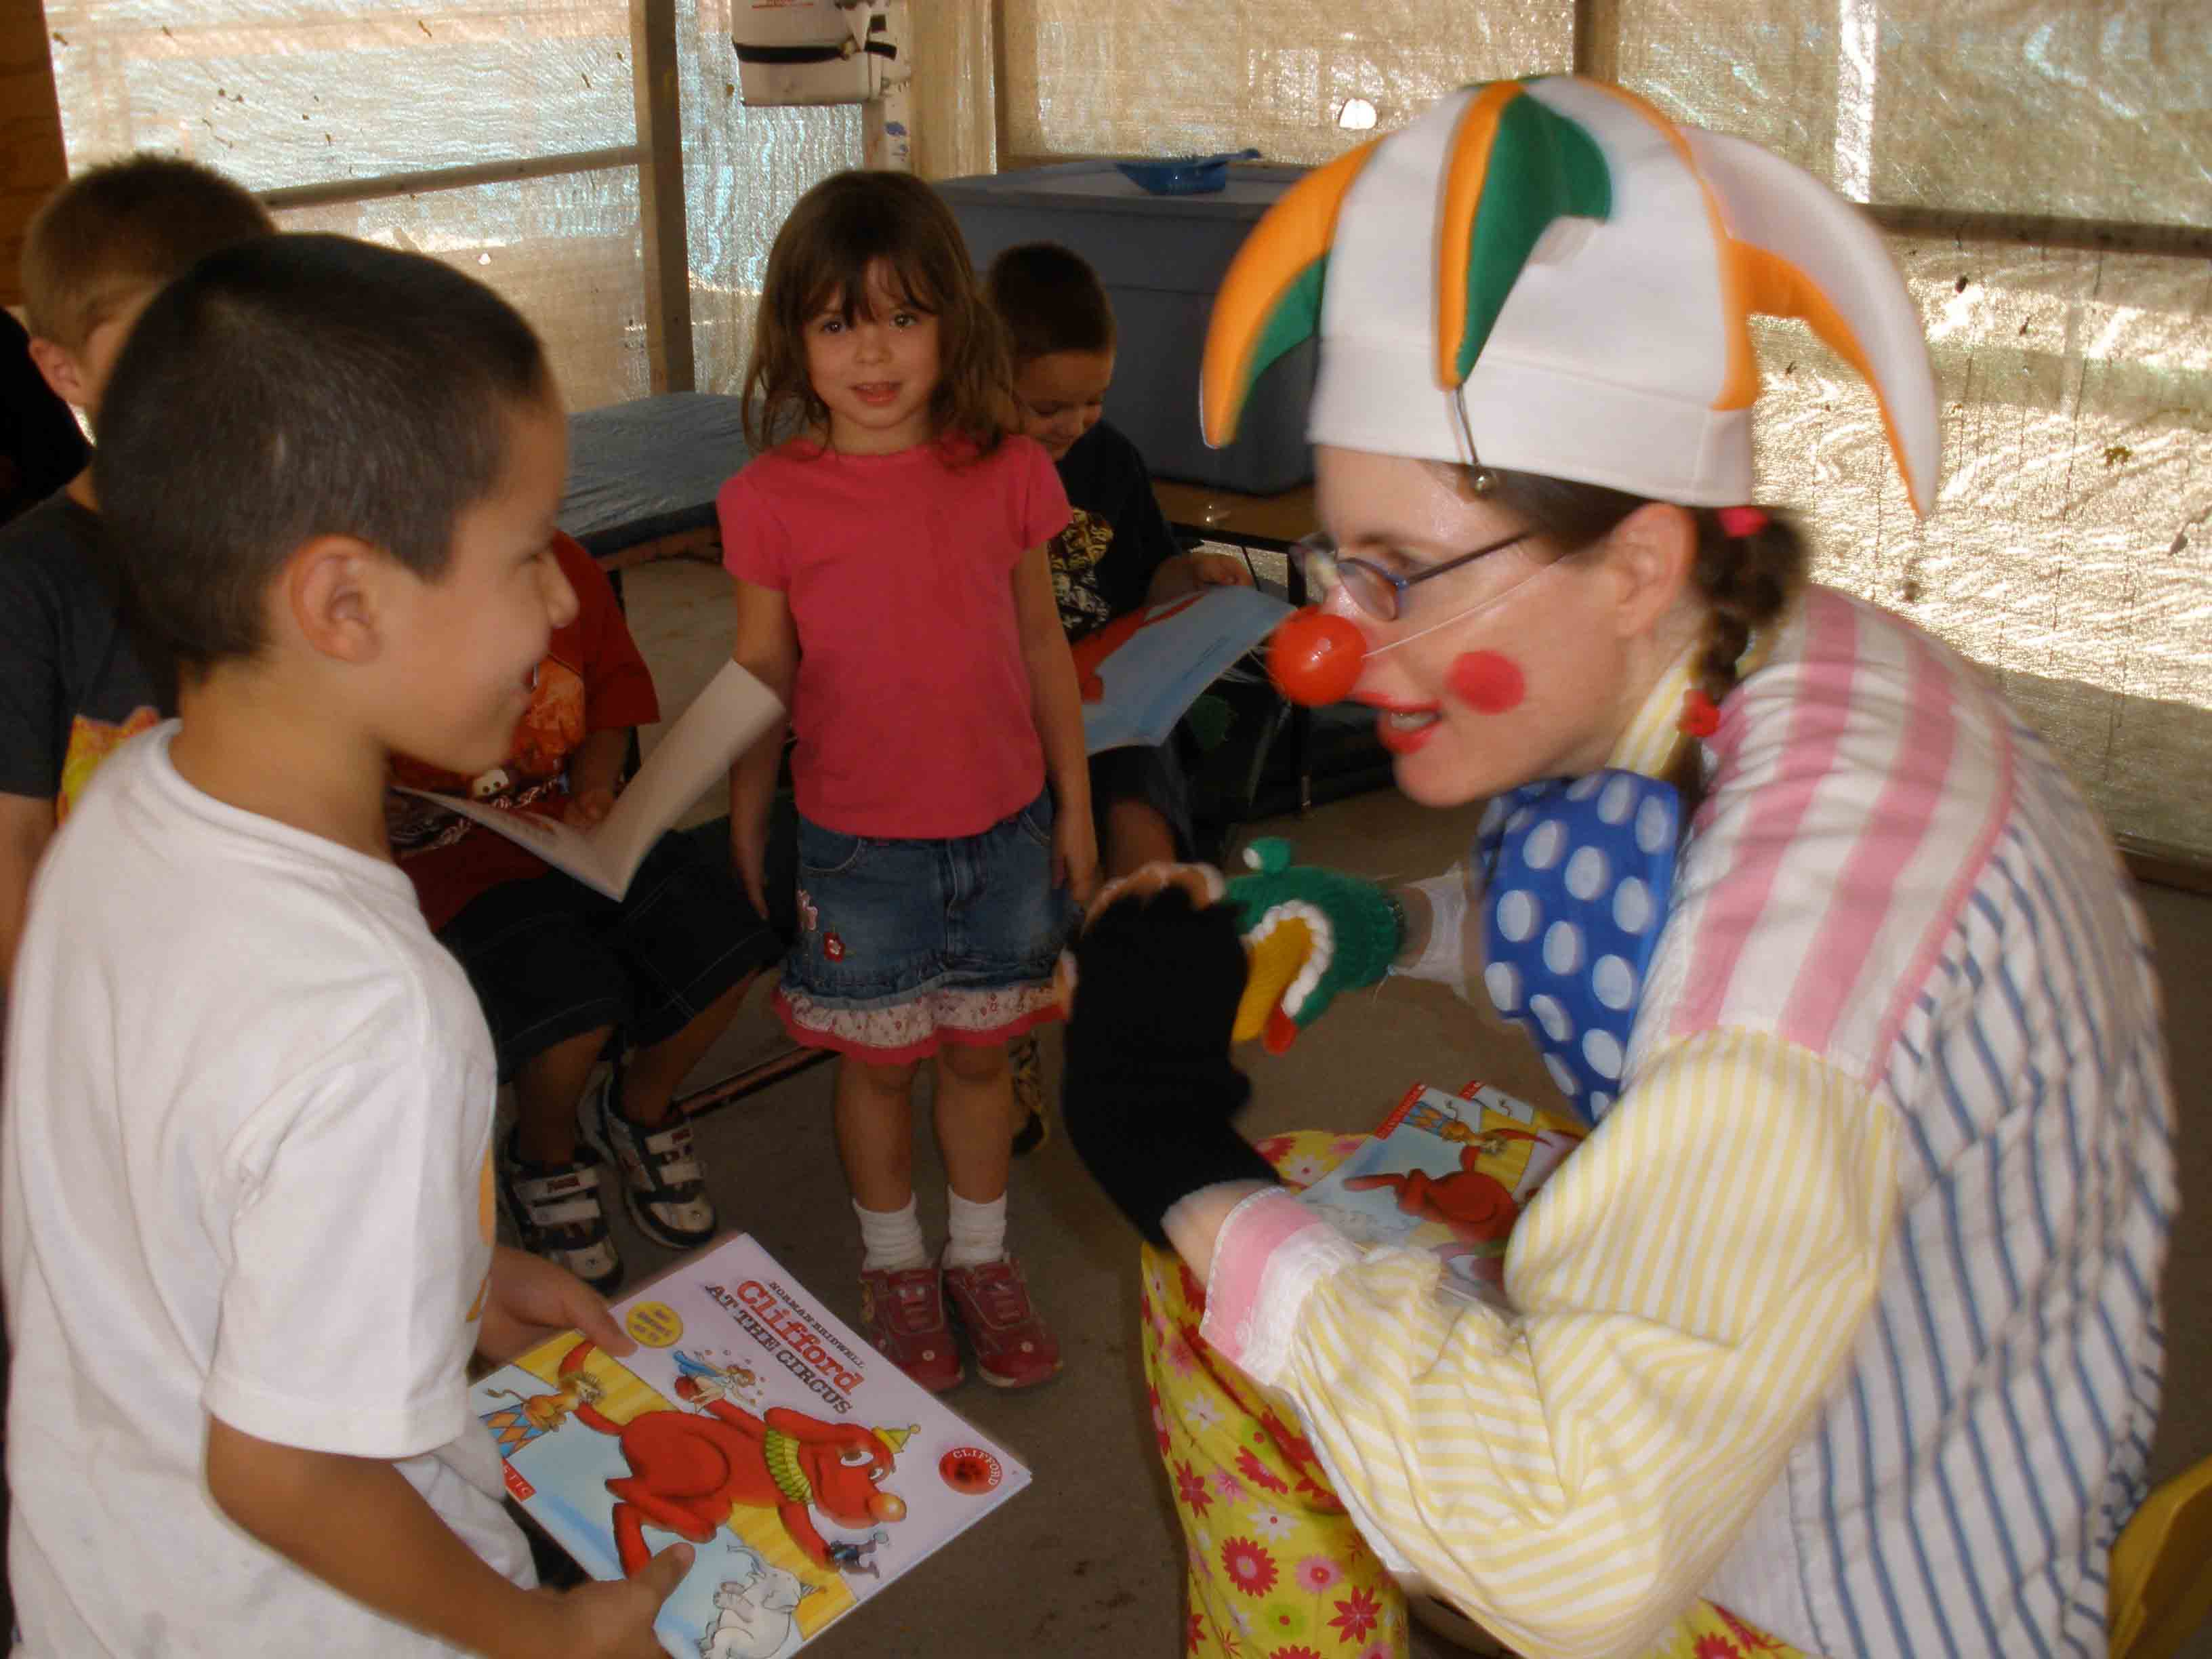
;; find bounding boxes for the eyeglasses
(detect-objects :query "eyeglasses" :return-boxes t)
[1294,529,1536,623]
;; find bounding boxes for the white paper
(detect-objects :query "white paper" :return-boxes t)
[398,660,783,900]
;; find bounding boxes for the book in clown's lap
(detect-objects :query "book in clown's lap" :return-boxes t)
[1292,1080,1584,1312]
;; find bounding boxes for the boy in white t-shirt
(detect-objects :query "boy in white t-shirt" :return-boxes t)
[1,235,692,1656]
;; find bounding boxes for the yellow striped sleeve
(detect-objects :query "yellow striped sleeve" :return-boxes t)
[1609,647,1698,777]
[1263,1029,1894,1658]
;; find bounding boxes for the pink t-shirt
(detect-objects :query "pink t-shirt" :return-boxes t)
[719,434,1071,838]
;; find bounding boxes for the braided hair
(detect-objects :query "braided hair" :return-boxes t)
[1441,464,1809,817]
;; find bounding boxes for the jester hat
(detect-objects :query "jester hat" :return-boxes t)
[1201,77,1940,511]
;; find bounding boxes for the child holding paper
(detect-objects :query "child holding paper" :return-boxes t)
[390,530,779,1294]
[985,241,1257,1151]
[987,241,1256,877]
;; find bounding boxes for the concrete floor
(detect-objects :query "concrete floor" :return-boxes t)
[613,558,2212,1659]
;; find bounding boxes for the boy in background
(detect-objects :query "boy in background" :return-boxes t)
[986,241,1254,1149]
[0,155,274,998]
[1,234,687,1656]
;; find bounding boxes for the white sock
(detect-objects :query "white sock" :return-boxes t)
[855,1196,929,1273]
[941,1188,1007,1269]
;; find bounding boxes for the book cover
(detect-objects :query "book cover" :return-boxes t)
[1294,1082,1586,1311]
[398,661,781,901]
[471,1234,1029,1659]
[1072,585,1289,754]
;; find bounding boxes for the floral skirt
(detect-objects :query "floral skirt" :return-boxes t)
[1139,1128,1811,1659]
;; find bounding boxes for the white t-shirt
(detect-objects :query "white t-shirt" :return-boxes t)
[2,727,532,1656]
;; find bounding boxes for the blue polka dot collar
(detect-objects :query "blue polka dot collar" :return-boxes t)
[1477,771,1679,1124]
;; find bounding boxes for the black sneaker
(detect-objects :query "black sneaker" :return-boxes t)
[497,1126,622,1295]
[586,1059,719,1251]
[1008,1033,1049,1156]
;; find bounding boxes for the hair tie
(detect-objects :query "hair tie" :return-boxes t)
[1716,505,1769,538]
[1678,687,1721,738]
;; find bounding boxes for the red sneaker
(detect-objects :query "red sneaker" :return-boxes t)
[943,1254,1061,1389]
[859,1265,963,1394]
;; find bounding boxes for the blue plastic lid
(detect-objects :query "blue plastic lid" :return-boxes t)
[1114,148,1262,196]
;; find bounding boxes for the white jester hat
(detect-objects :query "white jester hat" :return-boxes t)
[1200,77,1941,512]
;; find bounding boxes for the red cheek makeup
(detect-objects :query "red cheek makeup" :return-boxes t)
[1446,649,1525,714]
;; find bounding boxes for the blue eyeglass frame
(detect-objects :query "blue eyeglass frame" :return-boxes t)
[1294,528,1536,622]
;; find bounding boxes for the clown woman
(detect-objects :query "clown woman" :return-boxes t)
[1058,76,2173,1659]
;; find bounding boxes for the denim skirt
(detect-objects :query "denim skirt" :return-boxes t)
[773,787,1078,1062]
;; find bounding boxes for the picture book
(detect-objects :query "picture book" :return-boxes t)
[398,660,781,902]
[1072,584,1289,754]
[471,1233,1030,1659]
[1293,1081,1587,1311]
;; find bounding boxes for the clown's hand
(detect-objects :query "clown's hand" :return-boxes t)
[1226,838,1406,1053]
[1059,872,1277,1246]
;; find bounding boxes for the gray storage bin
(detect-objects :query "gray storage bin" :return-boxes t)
[937,161,1315,497]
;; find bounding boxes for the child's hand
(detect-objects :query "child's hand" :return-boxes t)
[564,786,617,831]
[1189,550,1255,588]
[729,817,770,917]
[1055,806,1100,907]
[543,1542,694,1658]
[477,1244,634,1366]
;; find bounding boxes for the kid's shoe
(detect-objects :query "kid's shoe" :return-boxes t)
[859,1265,964,1394]
[586,1061,718,1252]
[499,1128,623,1296]
[942,1253,1061,1389]
[1008,1033,1049,1156]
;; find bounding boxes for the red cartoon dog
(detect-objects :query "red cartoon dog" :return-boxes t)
[1344,1146,1524,1292]
[558,1340,911,1573]
[1344,1145,1519,1242]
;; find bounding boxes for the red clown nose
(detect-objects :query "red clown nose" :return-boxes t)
[1267,607,1366,707]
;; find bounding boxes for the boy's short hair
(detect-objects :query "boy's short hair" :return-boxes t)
[20,155,275,349]
[96,233,553,676]
[985,243,1116,364]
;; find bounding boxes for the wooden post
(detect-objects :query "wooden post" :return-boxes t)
[259,146,640,212]
[990,0,1015,171]
[1571,0,1618,83]
[630,0,693,394]
[2,0,70,311]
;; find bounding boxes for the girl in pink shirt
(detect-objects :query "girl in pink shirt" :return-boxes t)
[721,169,1097,1394]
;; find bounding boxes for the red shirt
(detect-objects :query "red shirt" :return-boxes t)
[718,435,1070,838]
[390,532,659,930]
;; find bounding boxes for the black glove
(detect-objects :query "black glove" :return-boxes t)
[1059,882,1279,1245]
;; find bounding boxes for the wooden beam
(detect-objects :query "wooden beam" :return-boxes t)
[990,0,1015,173]
[630,0,693,394]
[1,0,70,312]
[2123,842,2212,897]
[1866,203,2211,260]
[1570,0,1619,82]
[258,146,639,212]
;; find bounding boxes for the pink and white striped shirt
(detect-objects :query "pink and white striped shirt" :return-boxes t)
[1202,586,2173,1658]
